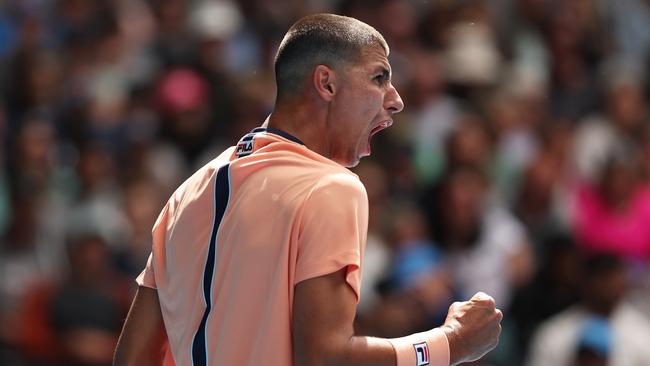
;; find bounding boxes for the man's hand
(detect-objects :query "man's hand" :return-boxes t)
[440,292,503,365]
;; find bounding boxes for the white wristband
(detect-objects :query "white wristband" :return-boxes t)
[388,328,450,366]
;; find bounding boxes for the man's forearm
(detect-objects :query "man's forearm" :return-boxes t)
[113,287,167,366]
[295,336,396,366]
[298,331,451,366]
[293,270,501,366]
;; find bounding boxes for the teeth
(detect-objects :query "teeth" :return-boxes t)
[372,121,392,135]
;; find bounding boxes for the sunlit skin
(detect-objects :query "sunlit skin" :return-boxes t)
[323,46,404,167]
[268,45,404,168]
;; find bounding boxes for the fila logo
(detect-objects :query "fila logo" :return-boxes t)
[236,140,254,157]
[413,342,430,366]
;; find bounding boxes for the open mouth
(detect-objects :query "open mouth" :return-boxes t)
[370,120,393,138]
[363,120,393,156]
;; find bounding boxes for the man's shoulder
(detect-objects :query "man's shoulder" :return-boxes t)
[303,168,367,211]
[311,168,365,193]
[166,147,236,208]
[235,142,365,192]
[267,159,366,203]
[191,146,237,179]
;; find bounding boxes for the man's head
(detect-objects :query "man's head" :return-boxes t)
[273,14,404,167]
[274,14,388,101]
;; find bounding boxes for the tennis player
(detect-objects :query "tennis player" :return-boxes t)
[114,13,501,366]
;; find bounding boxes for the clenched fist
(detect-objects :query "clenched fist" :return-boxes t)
[440,292,503,365]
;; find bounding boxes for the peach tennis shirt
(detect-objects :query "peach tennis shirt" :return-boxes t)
[137,127,368,365]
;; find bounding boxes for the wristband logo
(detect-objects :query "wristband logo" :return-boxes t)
[413,342,430,366]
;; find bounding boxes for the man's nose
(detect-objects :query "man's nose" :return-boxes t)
[385,84,404,114]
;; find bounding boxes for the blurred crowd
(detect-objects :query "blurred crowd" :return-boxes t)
[1,0,650,365]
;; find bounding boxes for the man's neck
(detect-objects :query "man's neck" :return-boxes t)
[266,100,330,158]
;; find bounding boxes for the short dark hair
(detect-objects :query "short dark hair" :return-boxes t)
[274,14,388,100]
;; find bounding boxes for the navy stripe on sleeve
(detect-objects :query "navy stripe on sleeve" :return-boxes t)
[191,164,231,366]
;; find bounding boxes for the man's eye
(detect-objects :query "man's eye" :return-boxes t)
[374,75,385,84]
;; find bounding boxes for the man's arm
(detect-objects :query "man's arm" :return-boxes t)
[113,286,167,366]
[293,268,502,366]
[293,267,396,366]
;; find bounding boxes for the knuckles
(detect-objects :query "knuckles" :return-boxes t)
[471,292,495,304]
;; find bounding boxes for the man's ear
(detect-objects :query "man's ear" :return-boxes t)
[312,65,337,102]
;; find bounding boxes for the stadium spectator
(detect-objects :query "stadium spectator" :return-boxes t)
[526,254,650,366]
[1,0,650,364]
[14,235,131,366]
[422,164,534,310]
[572,149,650,260]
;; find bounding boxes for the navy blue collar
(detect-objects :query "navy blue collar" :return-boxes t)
[251,127,305,146]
